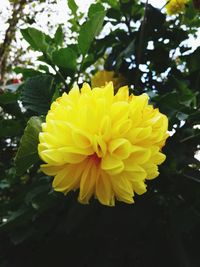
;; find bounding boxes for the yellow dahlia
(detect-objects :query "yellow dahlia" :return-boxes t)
[38,82,169,206]
[166,0,189,15]
[91,70,126,90]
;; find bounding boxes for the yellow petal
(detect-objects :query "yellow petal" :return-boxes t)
[114,86,129,101]
[81,83,91,94]
[124,146,151,166]
[116,119,132,136]
[96,171,115,206]
[132,181,147,195]
[151,152,166,165]
[142,163,159,180]
[101,154,124,175]
[93,135,107,158]
[126,127,152,144]
[68,83,80,102]
[78,161,98,204]
[111,101,129,123]
[124,165,146,181]
[99,115,112,140]
[39,149,66,164]
[72,128,92,149]
[40,164,65,176]
[108,138,131,160]
[110,175,134,204]
[52,162,85,193]
[58,147,88,163]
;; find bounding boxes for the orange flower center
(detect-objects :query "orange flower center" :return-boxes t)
[89,153,101,165]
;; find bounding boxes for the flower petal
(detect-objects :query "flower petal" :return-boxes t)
[78,161,98,204]
[101,154,124,175]
[108,138,132,160]
[110,175,134,204]
[96,171,115,206]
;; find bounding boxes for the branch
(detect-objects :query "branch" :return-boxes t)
[134,0,149,89]
[0,0,27,84]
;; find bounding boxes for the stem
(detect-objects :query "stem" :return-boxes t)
[48,56,68,88]
[119,0,132,36]
[183,174,200,184]
[161,1,170,11]
[180,133,200,143]
[135,0,149,89]
[52,65,67,87]
[125,15,132,35]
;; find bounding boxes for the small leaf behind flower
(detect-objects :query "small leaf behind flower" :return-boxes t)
[15,116,43,176]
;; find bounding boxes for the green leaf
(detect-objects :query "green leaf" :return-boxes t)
[173,78,196,107]
[21,27,48,52]
[68,0,78,15]
[78,10,106,55]
[20,75,55,114]
[52,47,77,71]
[54,25,64,46]
[15,116,42,176]
[88,3,104,18]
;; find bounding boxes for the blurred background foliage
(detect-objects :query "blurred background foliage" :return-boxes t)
[0,0,200,266]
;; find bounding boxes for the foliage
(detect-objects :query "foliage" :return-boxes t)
[0,0,200,266]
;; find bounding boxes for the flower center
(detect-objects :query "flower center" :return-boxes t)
[89,153,101,165]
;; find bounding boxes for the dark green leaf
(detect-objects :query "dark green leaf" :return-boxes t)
[52,47,77,71]
[21,27,48,52]
[88,3,104,18]
[20,75,55,114]
[15,116,42,176]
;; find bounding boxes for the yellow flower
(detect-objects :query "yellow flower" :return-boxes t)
[38,82,169,206]
[91,70,126,89]
[166,0,189,15]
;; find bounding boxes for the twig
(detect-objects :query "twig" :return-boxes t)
[135,0,149,89]
[161,0,170,11]
[52,65,67,87]
[0,0,27,84]
[180,133,200,143]
[183,174,200,184]
[125,15,132,36]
